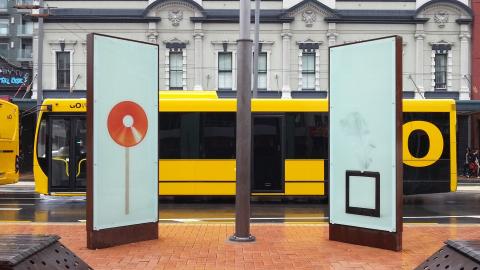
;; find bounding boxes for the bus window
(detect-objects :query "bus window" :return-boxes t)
[50,118,70,188]
[285,113,328,159]
[201,113,235,158]
[37,119,46,160]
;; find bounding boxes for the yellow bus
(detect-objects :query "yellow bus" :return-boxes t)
[0,98,19,185]
[33,91,456,196]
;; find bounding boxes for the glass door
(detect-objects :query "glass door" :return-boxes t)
[73,118,86,190]
[49,117,71,190]
[252,116,284,193]
[48,116,86,192]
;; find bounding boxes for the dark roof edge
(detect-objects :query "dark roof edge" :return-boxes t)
[325,17,429,24]
[190,17,294,23]
[336,0,415,2]
[43,17,161,22]
[415,0,472,17]
[456,18,472,24]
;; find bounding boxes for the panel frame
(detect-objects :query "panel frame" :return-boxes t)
[86,33,159,249]
[328,36,403,251]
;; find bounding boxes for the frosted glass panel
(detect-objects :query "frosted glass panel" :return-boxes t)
[92,35,158,230]
[329,37,398,232]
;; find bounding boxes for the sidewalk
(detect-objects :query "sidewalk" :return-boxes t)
[0,223,478,269]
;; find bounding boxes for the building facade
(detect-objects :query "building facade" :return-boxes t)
[31,0,472,100]
[0,0,34,67]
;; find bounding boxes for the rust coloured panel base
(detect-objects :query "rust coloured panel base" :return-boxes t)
[87,222,158,250]
[329,223,402,251]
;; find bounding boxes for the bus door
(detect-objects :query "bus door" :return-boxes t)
[48,116,86,192]
[252,115,284,193]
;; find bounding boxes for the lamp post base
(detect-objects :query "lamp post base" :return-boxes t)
[229,235,256,242]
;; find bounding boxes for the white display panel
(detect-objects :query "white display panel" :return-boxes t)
[92,34,158,230]
[349,176,376,209]
[329,36,398,232]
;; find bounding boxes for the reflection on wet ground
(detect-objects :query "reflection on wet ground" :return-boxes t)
[0,186,480,224]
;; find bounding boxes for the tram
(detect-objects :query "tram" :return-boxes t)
[33,91,456,196]
[0,98,19,185]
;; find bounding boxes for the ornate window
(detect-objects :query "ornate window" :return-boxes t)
[56,51,70,89]
[434,53,447,90]
[431,43,451,91]
[254,52,267,90]
[302,53,315,90]
[218,52,233,90]
[165,41,186,90]
[298,42,320,91]
[169,52,183,90]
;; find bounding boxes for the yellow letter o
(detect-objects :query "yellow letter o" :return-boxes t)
[403,121,444,167]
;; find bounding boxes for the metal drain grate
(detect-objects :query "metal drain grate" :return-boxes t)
[416,243,480,270]
[12,241,92,270]
[0,235,92,270]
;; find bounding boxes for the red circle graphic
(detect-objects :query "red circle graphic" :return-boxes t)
[107,101,148,148]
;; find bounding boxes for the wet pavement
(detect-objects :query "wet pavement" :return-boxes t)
[4,223,479,269]
[0,181,480,224]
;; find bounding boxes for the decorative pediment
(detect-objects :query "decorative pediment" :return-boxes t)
[296,38,322,44]
[163,37,189,45]
[428,40,453,46]
[287,0,337,19]
[144,0,203,17]
[415,0,472,20]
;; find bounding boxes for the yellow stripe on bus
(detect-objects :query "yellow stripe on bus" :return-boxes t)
[159,160,235,181]
[403,99,455,113]
[158,182,325,196]
[285,160,324,181]
[159,182,235,195]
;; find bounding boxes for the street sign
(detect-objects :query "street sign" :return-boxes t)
[86,33,159,249]
[328,36,403,251]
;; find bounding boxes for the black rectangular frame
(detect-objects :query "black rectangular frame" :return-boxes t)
[345,170,380,218]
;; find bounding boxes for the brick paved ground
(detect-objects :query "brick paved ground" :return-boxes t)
[0,223,478,269]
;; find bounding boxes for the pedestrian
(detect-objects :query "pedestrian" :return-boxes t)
[475,150,480,178]
[468,150,476,178]
[464,147,471,177]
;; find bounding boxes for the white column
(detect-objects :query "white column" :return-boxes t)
[315,48,320,90]
[281,23,291,99]
[193,31,204,90]
[146,22,158,43]
[326,23,337,47]
[297,49,302,90]
[165,49,170,89]
[459,26,471,100]
[326,23,337,96]
[414,24,425,99]
[182,49,187,89]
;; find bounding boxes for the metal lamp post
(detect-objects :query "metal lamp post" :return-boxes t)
[229,0,255,242]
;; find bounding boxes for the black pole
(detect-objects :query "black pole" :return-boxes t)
[229,0,255,242]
